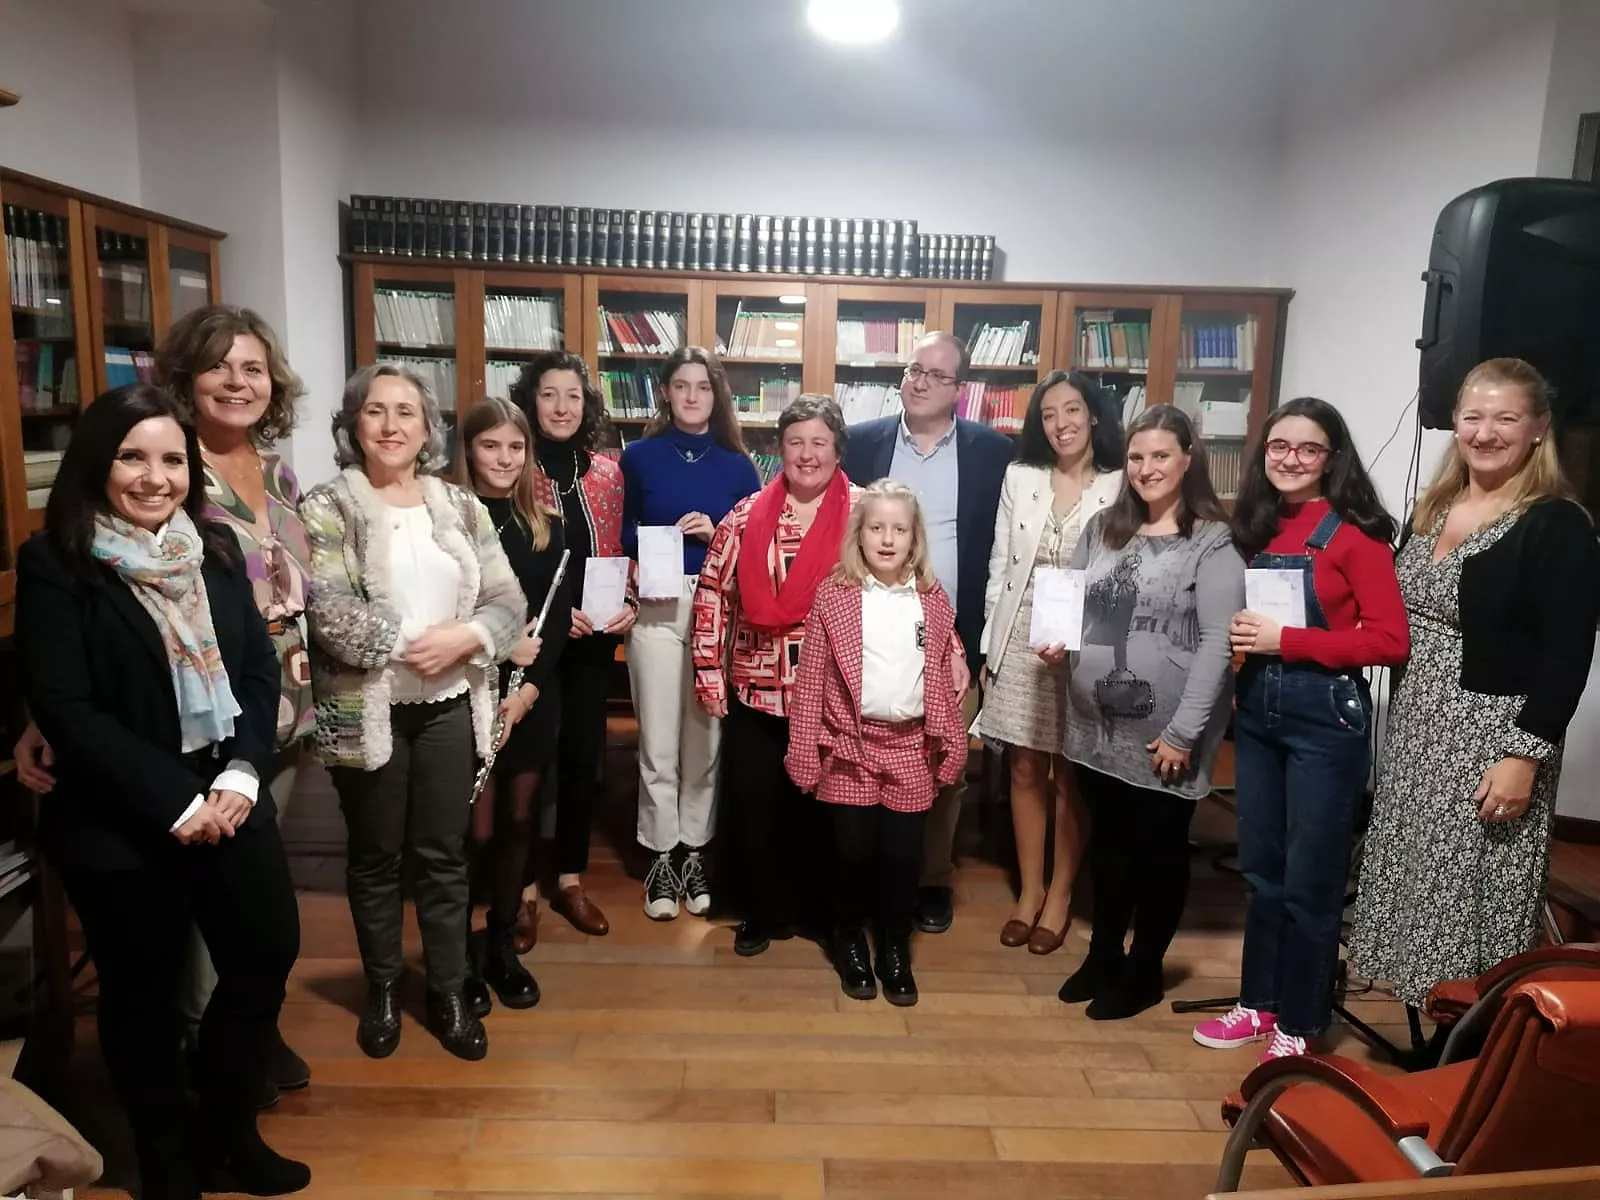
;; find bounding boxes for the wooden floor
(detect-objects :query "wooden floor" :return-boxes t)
[52,728,1456,1199]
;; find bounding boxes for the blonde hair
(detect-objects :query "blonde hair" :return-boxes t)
[833,479,938,592]
[453,397,555,551]
[1412,357,1576,533]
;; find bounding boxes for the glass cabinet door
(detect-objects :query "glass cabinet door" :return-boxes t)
[1173,296,1275,501]
[89,208,156,397]
[483,272,574,403]
[944,289,1057,433]
[710,281,806,427]
[166,235,216,324]
[831,284,931,427]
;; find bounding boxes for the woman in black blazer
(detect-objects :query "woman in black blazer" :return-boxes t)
[15,385,306,1200]
[1350,358,1600,1010]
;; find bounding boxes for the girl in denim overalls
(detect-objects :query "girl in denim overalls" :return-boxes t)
[1192,398,1410,1062]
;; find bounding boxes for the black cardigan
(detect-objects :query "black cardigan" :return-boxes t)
[15,528,280,873]
[1403,498,1600,748]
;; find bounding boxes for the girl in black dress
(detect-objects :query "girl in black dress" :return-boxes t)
[455,397,571,1011]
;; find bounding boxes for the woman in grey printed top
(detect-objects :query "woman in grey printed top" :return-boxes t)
[1056,405,1244,1021]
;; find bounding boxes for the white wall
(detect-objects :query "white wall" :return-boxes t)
[1271,11,1560,513]
[1536,0,1600,178]
[0,0,142,199]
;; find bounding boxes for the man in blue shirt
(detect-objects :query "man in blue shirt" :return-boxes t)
[843,331,1011,934]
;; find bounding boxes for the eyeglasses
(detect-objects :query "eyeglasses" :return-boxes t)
[903,364,958,388]
[1265,439,1331,465]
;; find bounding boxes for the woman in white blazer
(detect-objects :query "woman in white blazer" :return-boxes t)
[979,371,1124,953]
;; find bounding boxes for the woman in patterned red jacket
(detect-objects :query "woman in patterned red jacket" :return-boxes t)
[511,351,636,943]
[786,480,968,1008]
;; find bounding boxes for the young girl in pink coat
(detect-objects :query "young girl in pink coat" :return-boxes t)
[786,479,968,1007]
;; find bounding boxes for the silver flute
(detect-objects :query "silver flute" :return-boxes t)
[472,548,570,803]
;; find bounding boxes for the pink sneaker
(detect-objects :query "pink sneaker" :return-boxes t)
[1192,1004,1276,1049]
[1259,1028,1309,1063]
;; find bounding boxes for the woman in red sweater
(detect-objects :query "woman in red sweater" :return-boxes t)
[1193,397,1408,1062]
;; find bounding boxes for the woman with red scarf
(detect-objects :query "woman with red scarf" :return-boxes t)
[692,395,860,957]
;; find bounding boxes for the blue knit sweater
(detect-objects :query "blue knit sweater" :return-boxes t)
[620,424,761,574]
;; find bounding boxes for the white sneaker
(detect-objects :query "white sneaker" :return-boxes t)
[644,852,679,921]
[680,850,711,916]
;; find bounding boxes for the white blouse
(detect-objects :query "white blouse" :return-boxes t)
[860,574,926,721]
[385,502,470,704]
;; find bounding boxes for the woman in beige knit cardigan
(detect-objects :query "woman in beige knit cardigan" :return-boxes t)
[301,365,527,1064]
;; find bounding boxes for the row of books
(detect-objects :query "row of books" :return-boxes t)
[1178,319,1258,370]
[375,288,456,347]
[967,321,1037,367]
[598,369,658,420]
[105,346,156,388]
[598,308,685,355]
[25,449,63,507]
[485,294,562,351]
[347,196,999,280]
[1078,313,1152,371]
[1207,443,1244,499]
[834,382,901,425]
[4,205,71,313]
[957,381,1025,432]
[722,305,803,360]
[14,341,79,412]
[379,355,457,409]
[485,359,529,401]
[98,231,152,328]
[835,317,924,363]
[733,378,802,422]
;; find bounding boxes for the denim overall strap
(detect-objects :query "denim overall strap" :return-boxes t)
[1245,511,1343,721]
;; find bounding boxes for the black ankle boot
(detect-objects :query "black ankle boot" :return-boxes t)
[833,927,877,1001]
[197,1132,311,1196]
[426,989,488,1061]
[356,978,401,1059]
[875,928,918,1007]
[1085,958,1164,1021]
[464,917,492,1019]
[268,1027,310,1092]
[483,920,540,1009]
[1057,946,1126,1004]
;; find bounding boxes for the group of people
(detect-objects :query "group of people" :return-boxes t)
[9,304,1600,1198]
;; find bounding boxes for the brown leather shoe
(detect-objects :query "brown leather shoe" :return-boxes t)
[1000,919,1034,948]
[552,885,610,936]
[513,897,539,955]
[1028,923,1068,955]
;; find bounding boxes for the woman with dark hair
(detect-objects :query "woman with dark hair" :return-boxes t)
[15,304,314,1106]
[622,346,760,921]
[1351,358,1600,1009]
[303,364,526,1063]
[16,384,307,1198]
[978,371,1122,953]
[1058,405,1244,1020]
[454,397,568,1013]
[508,350,635,940]
[1192,398,1408,1063]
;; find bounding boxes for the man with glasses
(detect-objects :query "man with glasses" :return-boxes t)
[843,331,1011,934]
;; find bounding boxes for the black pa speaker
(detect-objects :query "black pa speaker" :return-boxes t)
[1417,178,1600,429]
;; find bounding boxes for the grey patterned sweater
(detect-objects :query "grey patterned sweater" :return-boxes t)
[300,469,528,770]
[1065,514,1244,798]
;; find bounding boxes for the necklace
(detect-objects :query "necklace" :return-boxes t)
[674,443,708,465]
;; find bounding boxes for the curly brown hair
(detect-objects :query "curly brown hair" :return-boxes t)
[154,304,304,447]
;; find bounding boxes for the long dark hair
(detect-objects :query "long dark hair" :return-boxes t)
[45,383,237,577]
[1014,370,1123,470]
[1100,405,1226,550]
[645,345,748,454]
[1232,397,1397,559]
[509,350,608,452]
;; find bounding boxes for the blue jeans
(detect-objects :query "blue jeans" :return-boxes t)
[1235,663,1370,1037]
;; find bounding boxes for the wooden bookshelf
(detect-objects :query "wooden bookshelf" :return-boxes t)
[341,254,1291,461]
[0,167,225,635]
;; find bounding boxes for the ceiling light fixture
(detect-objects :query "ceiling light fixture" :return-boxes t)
[807,0,899,46]
[778,294,807,305]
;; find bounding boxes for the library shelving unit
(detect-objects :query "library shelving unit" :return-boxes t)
[0,167,225,636]
[341,253,1292,464]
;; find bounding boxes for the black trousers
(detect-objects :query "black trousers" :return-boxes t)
[716,700,828,929]
[552,635,614,876]
[832,804,927,935]
[65,822,299,1193]
[330,697,474,993]
[1078,766,1197,972]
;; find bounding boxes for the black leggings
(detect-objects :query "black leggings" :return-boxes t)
[832,804,927,935]
[1078,766,1196,972]
[471,767,544,927]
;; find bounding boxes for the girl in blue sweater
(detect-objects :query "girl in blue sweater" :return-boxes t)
[621,346,761,920]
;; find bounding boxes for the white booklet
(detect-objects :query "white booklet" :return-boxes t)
[1245,568,1308,629]
[580,556,630,628]
[637,525,685,600]
[1028,567,1086,651]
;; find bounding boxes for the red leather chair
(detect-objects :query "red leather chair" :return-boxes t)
[1212,976,1600,1192]
[1423,943,1600,1060]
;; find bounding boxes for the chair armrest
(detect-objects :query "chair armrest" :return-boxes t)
[1239,1053,1432,1141]
[1436,945,1600,1065]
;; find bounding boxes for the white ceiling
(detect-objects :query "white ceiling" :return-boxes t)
[345,0,1540,145]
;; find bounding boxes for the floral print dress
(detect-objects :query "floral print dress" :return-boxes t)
[1348,510,1558,1006]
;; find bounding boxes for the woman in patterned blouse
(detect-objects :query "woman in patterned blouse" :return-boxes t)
[691,394,861,957]
[13,304,314,1108]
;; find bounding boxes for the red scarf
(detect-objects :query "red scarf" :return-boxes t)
[736,468,851,631]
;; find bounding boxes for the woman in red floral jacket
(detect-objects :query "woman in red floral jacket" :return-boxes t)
[511,351,636,944]
[786,480,967,1008]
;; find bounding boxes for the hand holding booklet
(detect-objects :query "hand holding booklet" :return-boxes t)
[637,525,685,600]
[1245,568,1307,629]
[1027,567,1086,651]
[580,556,630,628]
